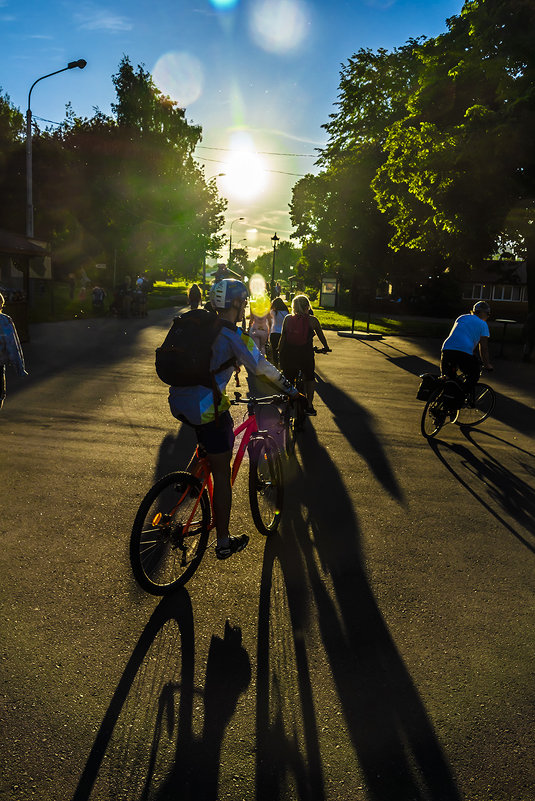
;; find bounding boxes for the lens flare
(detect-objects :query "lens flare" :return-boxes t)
[249,0,309,54]
[210,0,239,7]
[152,51,203,108]
[249,274,268,298]
[250,293,271,317]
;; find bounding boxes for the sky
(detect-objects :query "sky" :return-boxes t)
[0,0,464,262]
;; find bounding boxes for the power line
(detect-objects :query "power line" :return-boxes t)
[197,144,316,157]
[34,115,63,126]
[198,155,308,177]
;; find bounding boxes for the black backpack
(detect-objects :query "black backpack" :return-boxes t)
[155,308,234,388]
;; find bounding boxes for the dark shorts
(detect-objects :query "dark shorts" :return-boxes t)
[194,410,235,455]
[280,344,315,382]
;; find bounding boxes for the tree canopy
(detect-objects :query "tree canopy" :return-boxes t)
[289,0,535,309]
[0,57,226,284]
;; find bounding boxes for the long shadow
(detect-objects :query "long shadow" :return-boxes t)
[313,372,404,503]
[4,309,176,403]
[72,594,251,801]
[255,430,460,801]
[352,337,535,436]
[256,530,325,801]
[427,432,535,554]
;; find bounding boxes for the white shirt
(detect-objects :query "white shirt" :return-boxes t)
[442,314,490,355]
[271,309,288,334]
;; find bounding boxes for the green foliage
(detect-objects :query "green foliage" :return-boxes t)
[250,239,302,284]
[0,58,226,285]
[290,0,535,310]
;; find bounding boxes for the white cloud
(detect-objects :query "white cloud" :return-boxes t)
[74,5,132,31]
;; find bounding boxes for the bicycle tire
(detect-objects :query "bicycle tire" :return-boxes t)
[248,435,284,535]
[421,387,449,438]
[130,471,210,595]
[453,382,496,427]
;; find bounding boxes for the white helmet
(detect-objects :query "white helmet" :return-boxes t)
[210,278,249,309]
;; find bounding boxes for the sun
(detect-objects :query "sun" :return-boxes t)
[221,148,268,200]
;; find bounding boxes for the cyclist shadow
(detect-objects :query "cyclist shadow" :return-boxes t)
[313,372,404,503]
[153,424,198,481]
[256,428,460,801]
[72,593,251,801]
[428,429,535,554]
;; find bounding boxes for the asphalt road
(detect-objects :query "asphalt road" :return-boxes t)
[1,309,534,801]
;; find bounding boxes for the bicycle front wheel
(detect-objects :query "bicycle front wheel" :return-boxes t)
[454,383,496,426]
[421,388,449,438]
[130,471,210,595]
[249,436,283,535]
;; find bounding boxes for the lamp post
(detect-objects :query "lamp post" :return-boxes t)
[271,233,279,298]
[228,217,244,268]
[26,59,87,238]
[202,173,226,297]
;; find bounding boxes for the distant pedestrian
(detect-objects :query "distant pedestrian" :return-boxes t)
[248,294,272,356]
[269,297,289,367]
[0,292,28,410]
[188,284,202,310]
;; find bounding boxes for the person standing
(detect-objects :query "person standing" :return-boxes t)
[0,293,28,409]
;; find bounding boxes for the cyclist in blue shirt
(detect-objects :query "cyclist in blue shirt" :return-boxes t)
[441,301,493,391]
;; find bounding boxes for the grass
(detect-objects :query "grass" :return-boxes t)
[311,303,524,341]
[27,280,192,324]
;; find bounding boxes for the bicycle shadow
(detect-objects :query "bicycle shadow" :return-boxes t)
[255,429,460,801]
[72,593,251,801]
[313,372,404,503]
[353,337,535,437]
[427,430,535,554]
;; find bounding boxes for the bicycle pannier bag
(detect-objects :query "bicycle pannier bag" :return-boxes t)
[155,309,224,387]
[284,314,309,346]
[416,373,440,401]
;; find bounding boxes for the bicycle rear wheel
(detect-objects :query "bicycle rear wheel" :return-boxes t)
[249,435,283,535]
[454,382,496,426]
[130,471,210,594]
[421,388,449,438]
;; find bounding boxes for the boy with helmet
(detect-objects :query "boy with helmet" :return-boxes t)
[168,277,301,560]
[441,301,494,391]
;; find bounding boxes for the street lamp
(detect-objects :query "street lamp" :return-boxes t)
[202,173,226,297]
[228,217,244,267]
[271,233,280,298]
[26,59,87,237]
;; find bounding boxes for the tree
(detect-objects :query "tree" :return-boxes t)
[373,0,535,308]
[289,42,425,294]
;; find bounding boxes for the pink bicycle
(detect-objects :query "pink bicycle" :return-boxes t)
[130,393,288,595]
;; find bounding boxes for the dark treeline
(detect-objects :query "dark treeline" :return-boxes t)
[0,56,226,283]
[290,0,535,311]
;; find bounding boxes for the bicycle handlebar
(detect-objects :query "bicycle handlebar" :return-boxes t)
[231,392,289,406]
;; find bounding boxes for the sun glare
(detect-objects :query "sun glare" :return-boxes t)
[221,146,268,200]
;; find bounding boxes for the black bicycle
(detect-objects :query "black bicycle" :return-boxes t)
[420,371,496,439]
[283,346,330,455]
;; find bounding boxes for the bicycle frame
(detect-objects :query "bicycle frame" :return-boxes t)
[177,409,264,535]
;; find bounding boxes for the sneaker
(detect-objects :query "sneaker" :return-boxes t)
[305,405,317,416]
[215,534,249,561]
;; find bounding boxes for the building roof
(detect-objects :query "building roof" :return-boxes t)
[0,229,50,257]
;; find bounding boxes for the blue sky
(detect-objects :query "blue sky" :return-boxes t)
[1,0,464,259]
